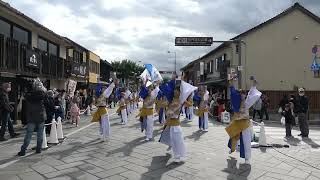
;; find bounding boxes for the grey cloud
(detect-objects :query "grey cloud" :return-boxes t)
[4,0,320,71]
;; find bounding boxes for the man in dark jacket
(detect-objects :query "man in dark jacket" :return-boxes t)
[45,90,55,134]
[0,82,19,141]
[18,79,47,156]
[295,88,309,138]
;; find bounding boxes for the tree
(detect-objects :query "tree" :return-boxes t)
[111,59,144,87]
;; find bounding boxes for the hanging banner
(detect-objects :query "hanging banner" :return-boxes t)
[26,49,40,68]
[66,80,77,97]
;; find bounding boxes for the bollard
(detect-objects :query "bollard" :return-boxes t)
[250,119,254,141]
[56,117,64,140]
[86,106,91,116]
[48,120,59,144]
[259,122,267,146]
[42,126,48,149]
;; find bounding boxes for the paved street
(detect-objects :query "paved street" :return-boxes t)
[1,108,320,180]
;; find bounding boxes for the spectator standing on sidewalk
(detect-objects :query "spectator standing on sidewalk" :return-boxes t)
[260,93,270,120]
[252,97,262,121]
[282,103,295,138]
[54,92,64,121]
[279,95,289,112]
[295,88,309,138]
[18,79,47,156]
[0,82,19,141]
[45,90,55,134]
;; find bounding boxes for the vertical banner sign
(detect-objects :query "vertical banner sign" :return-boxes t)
[66,80,77,97]
[311,46,319,72]
[200,62,204,75]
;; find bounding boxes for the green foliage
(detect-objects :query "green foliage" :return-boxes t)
[162,76,170,83]
[111,59,144,82]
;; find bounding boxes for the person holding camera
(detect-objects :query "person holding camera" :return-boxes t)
[0,82,19,141]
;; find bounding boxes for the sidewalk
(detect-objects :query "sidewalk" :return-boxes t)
[0,107,117,165]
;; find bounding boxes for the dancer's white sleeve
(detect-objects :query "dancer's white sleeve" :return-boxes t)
[104,83,115,98]
[150,86,160,100]
[245,86,262,110]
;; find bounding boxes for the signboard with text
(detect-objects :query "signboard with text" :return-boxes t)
[71,63,87,77]
[175,37,213,46]
[26,50,40,69]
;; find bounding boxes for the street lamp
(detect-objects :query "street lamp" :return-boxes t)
[168,51,176,74]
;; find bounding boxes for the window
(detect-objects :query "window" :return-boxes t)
[49,43,58,56]
[73,50,84,63]
[13,26,29,44]
[38,38,47,52]
[206,62,210,74]
[236,44,239,54]
[0,19,10,37]
[90,60,99,74]
[38,37,59,56]
[0,18,31,44]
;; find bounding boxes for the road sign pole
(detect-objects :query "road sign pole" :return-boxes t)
[238,40,242,89]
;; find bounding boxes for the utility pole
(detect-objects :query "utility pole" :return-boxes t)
[168,51,177,74]
[238,40,242,89]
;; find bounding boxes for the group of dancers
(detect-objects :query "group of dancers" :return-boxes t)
[91,71,262,164]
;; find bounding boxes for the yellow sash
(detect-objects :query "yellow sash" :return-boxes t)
[116,105,126,114]
[195,107,209,116]
[184,100,193,107]
[91,107,108,122]
[136,108,154,118]
[165,118,180,126]
[225,117,250,152]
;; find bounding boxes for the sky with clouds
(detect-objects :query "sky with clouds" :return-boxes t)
[3,0,320,71]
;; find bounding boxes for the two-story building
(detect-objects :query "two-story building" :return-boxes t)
[181,3,320,111]
[0,1,105,121]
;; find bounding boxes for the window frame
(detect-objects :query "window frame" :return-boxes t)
[0,16,31,45]
[38,36,59,56]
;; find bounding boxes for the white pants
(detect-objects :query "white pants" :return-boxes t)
[204,112,208,129]
[199,112,209,130]
[160,109,166,124]
[146,115,154,139]
[160,126,186,159]
[189,106,194,120]
[121,109,128,123]
[181,105,185,115]
[100,113,110,139]
[241,127,252,160]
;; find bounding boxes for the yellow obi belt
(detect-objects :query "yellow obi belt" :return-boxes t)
[225,116,250,152]
[91,107,108,122]
[136,108,154,118]
[184,100,193,107]
[165,118,180,126]
[195,108,209,117]
[116,105,126,114]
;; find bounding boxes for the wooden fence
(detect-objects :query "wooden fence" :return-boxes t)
[263,90,320,113]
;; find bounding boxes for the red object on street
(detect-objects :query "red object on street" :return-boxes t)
[217,104,225,121]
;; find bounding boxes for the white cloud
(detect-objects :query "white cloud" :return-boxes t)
[2,0,320,70]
